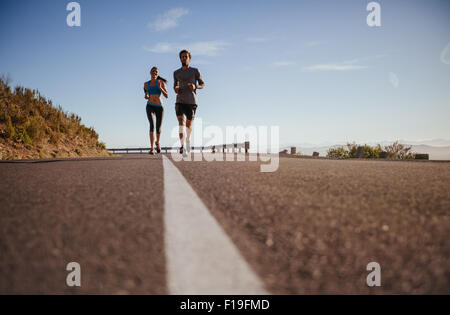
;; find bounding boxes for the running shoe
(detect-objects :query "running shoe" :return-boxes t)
[156,142,161,154]
[149,148,155,155]
[179,146,184,154]
[186,140,191,153]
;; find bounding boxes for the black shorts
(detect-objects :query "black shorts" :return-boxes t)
[175,103,197,121]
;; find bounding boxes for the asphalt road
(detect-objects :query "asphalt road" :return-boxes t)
[0,154,449,294]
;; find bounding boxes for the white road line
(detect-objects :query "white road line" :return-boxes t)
[162,155,268,295]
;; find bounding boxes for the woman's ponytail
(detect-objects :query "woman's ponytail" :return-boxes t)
[157,76,167,83]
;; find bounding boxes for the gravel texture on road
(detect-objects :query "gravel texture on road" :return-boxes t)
[171,155,450,294]
[0,155,166,294]
[1,154,449,294]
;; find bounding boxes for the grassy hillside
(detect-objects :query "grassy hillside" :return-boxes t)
[0,78,110,160]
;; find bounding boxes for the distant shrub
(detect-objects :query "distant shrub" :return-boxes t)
[327,146,349,159]
[384,141,414,159]
[362,144,382,158]
[327,141,413,160]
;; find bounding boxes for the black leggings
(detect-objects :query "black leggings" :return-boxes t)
[146,104,164,134]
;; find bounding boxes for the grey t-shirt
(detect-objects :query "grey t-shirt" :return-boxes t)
[173,67,204,105]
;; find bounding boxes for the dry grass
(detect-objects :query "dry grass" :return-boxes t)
[0,78,110,160]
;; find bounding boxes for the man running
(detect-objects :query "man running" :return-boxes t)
[173,49,205,154]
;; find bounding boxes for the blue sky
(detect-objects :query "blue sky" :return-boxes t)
[1,0,449,148]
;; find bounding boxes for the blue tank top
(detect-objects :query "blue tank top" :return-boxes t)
[146,79,161,96]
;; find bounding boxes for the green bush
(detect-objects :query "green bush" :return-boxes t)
[25,116,45,141]
[327,142,413,160]
[14,128,33,147]
[96,141,106,150]
[362,144,383,158]
[327,146,349,159]
[5,115,16,139]
[384,141,414,159]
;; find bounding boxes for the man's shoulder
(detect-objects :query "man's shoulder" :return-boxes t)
[174,67,199,73]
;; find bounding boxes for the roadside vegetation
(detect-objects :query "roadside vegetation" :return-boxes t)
[0,77,109,160]
[327,141,416,159]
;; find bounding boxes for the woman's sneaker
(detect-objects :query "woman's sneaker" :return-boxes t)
[156,142,161,154]
[179,146,187,157]
[149,148,155,155]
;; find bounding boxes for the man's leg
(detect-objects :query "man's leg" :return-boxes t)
[186,119,192,152]
[177,115,185,149]
[185,104,197,152]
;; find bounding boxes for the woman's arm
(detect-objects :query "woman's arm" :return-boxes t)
[144,83,149,99]
[159,80,169,98]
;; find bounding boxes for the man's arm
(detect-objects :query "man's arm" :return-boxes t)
[196,68,205,90]
[173,72,179,94]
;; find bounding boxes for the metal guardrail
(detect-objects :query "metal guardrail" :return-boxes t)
[108,141,250,154]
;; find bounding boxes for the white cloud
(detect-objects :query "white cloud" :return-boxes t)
[191,59,212,65]
[306,41,322,47]
[143,42,173,53]
[149,8,189,31]
[441,43,450,65]
[304,64,368,71]
[389,72,399,88]
[272,61,296,67]
[247,37,270,43]
[304,56,379,72]
[187,41,228,56]
[144,40,228,56]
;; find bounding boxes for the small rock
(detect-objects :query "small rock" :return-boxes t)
[266,236,274,247]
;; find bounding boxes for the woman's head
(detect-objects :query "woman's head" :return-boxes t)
[150,67,167,83]
[150,67,159,79]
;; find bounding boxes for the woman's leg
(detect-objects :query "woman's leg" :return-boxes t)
[155,107,164,152]
[146,105,156,152]
[150,131,155,149]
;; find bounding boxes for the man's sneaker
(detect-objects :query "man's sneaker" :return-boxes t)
[186,140,191,153]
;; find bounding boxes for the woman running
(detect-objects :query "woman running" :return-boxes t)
[144,67,168,154]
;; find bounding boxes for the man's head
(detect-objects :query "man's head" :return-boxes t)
[179,50,191,67]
